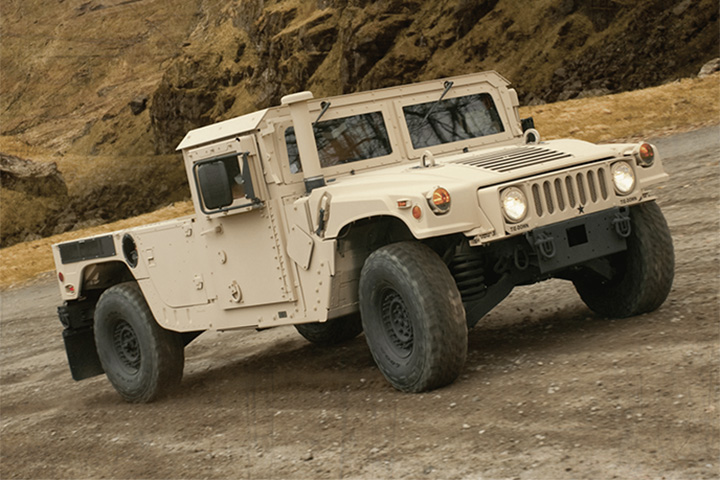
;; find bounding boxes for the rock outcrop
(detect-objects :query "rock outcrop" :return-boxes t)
[149,0,719,153]
[0,153,68,198]
[0,153,69,246]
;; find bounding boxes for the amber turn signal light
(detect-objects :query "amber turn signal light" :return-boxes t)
[634,142,655,167]
[428,187,451,214]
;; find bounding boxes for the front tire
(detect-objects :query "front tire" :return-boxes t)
[94,282,184,403]
[359,242,467,392]
[573,201,674,318]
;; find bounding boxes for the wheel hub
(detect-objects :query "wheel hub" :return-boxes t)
[113,320,140,372]
[380,289,413,356]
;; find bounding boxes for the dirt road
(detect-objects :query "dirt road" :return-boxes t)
[1,127,718,479]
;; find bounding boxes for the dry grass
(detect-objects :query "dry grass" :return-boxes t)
[521,74,720,143]
[1,74,718,290]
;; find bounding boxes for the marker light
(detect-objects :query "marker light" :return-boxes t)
[412,205,422,219]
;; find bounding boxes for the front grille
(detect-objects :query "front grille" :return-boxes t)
[531,165,611,218]
[455,146,573,172]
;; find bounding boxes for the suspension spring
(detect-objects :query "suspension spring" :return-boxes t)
[449,253,487,302]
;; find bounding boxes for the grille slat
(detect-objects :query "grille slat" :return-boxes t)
[532,184,543,217]
[588,170,598,202]
[598,168,608,199]
[565,176,576,207]
[554,178,566,211]
[543,181,555,214]
[576,173,587,205]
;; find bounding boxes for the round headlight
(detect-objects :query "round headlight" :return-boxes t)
[501,187,528,223]
[611,161,636,195]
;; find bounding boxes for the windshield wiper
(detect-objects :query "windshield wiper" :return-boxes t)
[422,80,454,123]
[313,101,331,126]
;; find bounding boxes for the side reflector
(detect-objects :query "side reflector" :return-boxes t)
[412,205,422,219]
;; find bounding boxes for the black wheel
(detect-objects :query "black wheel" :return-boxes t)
[94,282,184,403]
[295,313,363,346]
[359,242,467,392]
[573,201,674,318]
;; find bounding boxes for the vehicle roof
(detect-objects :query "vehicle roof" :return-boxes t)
[176,71,510,151]
[176,109,269,151]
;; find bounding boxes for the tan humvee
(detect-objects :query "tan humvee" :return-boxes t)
[53,71,674,402]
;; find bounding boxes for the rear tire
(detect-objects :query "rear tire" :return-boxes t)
[359,242,467,392]
[94,282,184,403]
[295,313,363,346]
[573,201,674,318]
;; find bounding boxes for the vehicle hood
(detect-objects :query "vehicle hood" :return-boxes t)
[315,139,625,239]
[327,139,622,193]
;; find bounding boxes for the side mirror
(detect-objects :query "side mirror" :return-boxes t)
[197,160,233,210]
[193,152,262,215]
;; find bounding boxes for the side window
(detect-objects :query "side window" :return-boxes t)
[285,128,302,174]
[285,111,392,172]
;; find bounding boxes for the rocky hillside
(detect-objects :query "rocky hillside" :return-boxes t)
[0,0,718,246]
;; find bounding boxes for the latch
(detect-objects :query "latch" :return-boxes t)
[200,224,224,236]
[315,193,331,237]
[229,281,243,303]
[145,248,156,267]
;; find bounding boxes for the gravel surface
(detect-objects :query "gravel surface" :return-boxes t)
[1,127,718,479]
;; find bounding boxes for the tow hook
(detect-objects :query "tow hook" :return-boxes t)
[533,231,556,259]
[613,210,632,238]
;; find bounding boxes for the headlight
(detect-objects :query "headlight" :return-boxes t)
[501,187,528,223]
[611,161,636,195]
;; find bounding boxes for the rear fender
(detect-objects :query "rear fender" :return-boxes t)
[58,261,135,381]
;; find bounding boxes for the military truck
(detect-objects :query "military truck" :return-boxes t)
[53,71,674,402]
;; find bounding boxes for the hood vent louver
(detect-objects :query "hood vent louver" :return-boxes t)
[452,147,573,173]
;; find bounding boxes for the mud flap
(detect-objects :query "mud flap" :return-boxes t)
[62,327,104,381]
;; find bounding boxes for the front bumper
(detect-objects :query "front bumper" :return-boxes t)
[526,206,630,274]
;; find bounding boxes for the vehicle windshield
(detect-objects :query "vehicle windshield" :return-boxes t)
[403,92,505,149]
[285,111,392,173]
